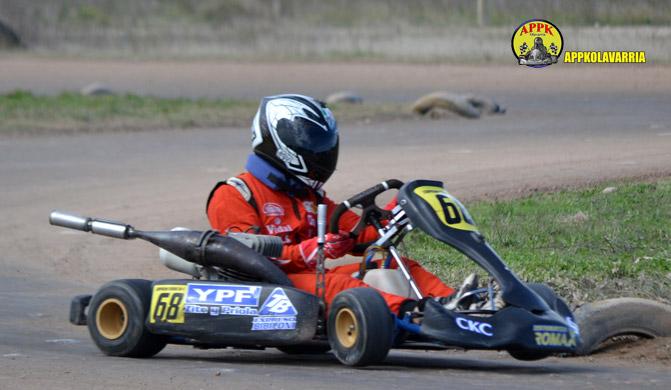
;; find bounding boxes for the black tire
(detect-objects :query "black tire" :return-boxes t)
[508,283,571,361]
[0,19,22,48]
[573,298,671,355]
[276,343,331,355]
[87,279,166,358]
[327,288,394,367]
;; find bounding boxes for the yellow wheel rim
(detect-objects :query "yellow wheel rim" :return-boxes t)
[96,298,128,340]
[335,308,358,348]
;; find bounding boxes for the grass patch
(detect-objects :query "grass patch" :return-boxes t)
[0,91,411,135]
[0,90,256,134]
[405,180,671,307]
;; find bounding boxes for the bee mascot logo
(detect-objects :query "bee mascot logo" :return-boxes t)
[512,19,563,68]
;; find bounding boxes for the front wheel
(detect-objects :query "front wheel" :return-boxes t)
[328,288,394,366]
[87,279,166,357]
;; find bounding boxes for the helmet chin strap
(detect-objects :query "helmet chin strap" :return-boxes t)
[246,154,313,196]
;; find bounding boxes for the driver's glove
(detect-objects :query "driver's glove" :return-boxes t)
[295,232,354,269]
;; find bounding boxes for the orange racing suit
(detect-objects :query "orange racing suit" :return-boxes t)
[207,172,454,314]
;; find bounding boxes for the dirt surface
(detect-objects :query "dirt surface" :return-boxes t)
[1,60,670,389]
[2,57,670,101]
[585,337,671,366]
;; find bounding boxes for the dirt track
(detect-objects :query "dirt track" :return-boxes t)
[1,60,670,389]
[2,57,671,100]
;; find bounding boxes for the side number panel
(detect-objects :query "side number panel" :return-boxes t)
[149,284,186,324]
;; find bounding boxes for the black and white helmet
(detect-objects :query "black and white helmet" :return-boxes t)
[251,94,339,190]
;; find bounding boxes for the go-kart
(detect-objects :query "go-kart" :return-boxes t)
[51,179,580,366]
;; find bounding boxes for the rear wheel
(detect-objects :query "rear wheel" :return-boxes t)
[328,288,394,366]
[508,283,571,361]
[88,279,166,357]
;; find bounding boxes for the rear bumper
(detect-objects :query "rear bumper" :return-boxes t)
[69,294,92,325]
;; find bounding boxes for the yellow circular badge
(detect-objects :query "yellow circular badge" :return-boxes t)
[511,19,563,68]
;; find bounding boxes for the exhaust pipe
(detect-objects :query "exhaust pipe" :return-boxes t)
[49,211,134,239]
[49,211,291,286]
[159,227,201,278]
[158,229,284,278]
[160,249,202,278]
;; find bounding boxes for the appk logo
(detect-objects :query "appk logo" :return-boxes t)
[511,19,563,68]
[258,288,298,316]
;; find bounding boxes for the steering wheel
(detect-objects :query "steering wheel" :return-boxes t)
[328,179,404,253]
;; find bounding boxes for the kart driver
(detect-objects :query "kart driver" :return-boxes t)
[206,94,455,316]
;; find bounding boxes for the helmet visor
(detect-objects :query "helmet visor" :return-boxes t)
[276,117,339,183]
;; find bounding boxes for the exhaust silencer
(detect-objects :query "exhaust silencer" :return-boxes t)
[49,211,134,239]
[49,211,90,231]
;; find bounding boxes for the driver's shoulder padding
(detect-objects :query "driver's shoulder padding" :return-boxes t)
[206,176,259,213]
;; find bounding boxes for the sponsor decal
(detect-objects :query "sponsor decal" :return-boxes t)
[251,288,298,331]
[184,305,208,314]
[455,317,493,337]
[263,202,284,217]
[185,283,262,316]
[183,284,299,331]
[512,19,563,68]
[187,284,261,306]
[149,284,186,324]
[258,288,298,316]
[265,224,293,235]
[563,51,646,64]
[303,201,315,214]
[251,316,297,331]
[185,305,260,316]
[533,324,577,348]
[512,19,646,66]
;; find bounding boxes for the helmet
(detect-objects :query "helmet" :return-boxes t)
[251,94,339,190]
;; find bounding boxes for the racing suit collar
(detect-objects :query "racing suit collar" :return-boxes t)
[246,154,309,197]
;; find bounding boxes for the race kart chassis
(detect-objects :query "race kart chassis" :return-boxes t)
[54,178,580,366]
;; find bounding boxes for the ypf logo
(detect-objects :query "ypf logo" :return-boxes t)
[186,284,261,307]
[512,19,563,68]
